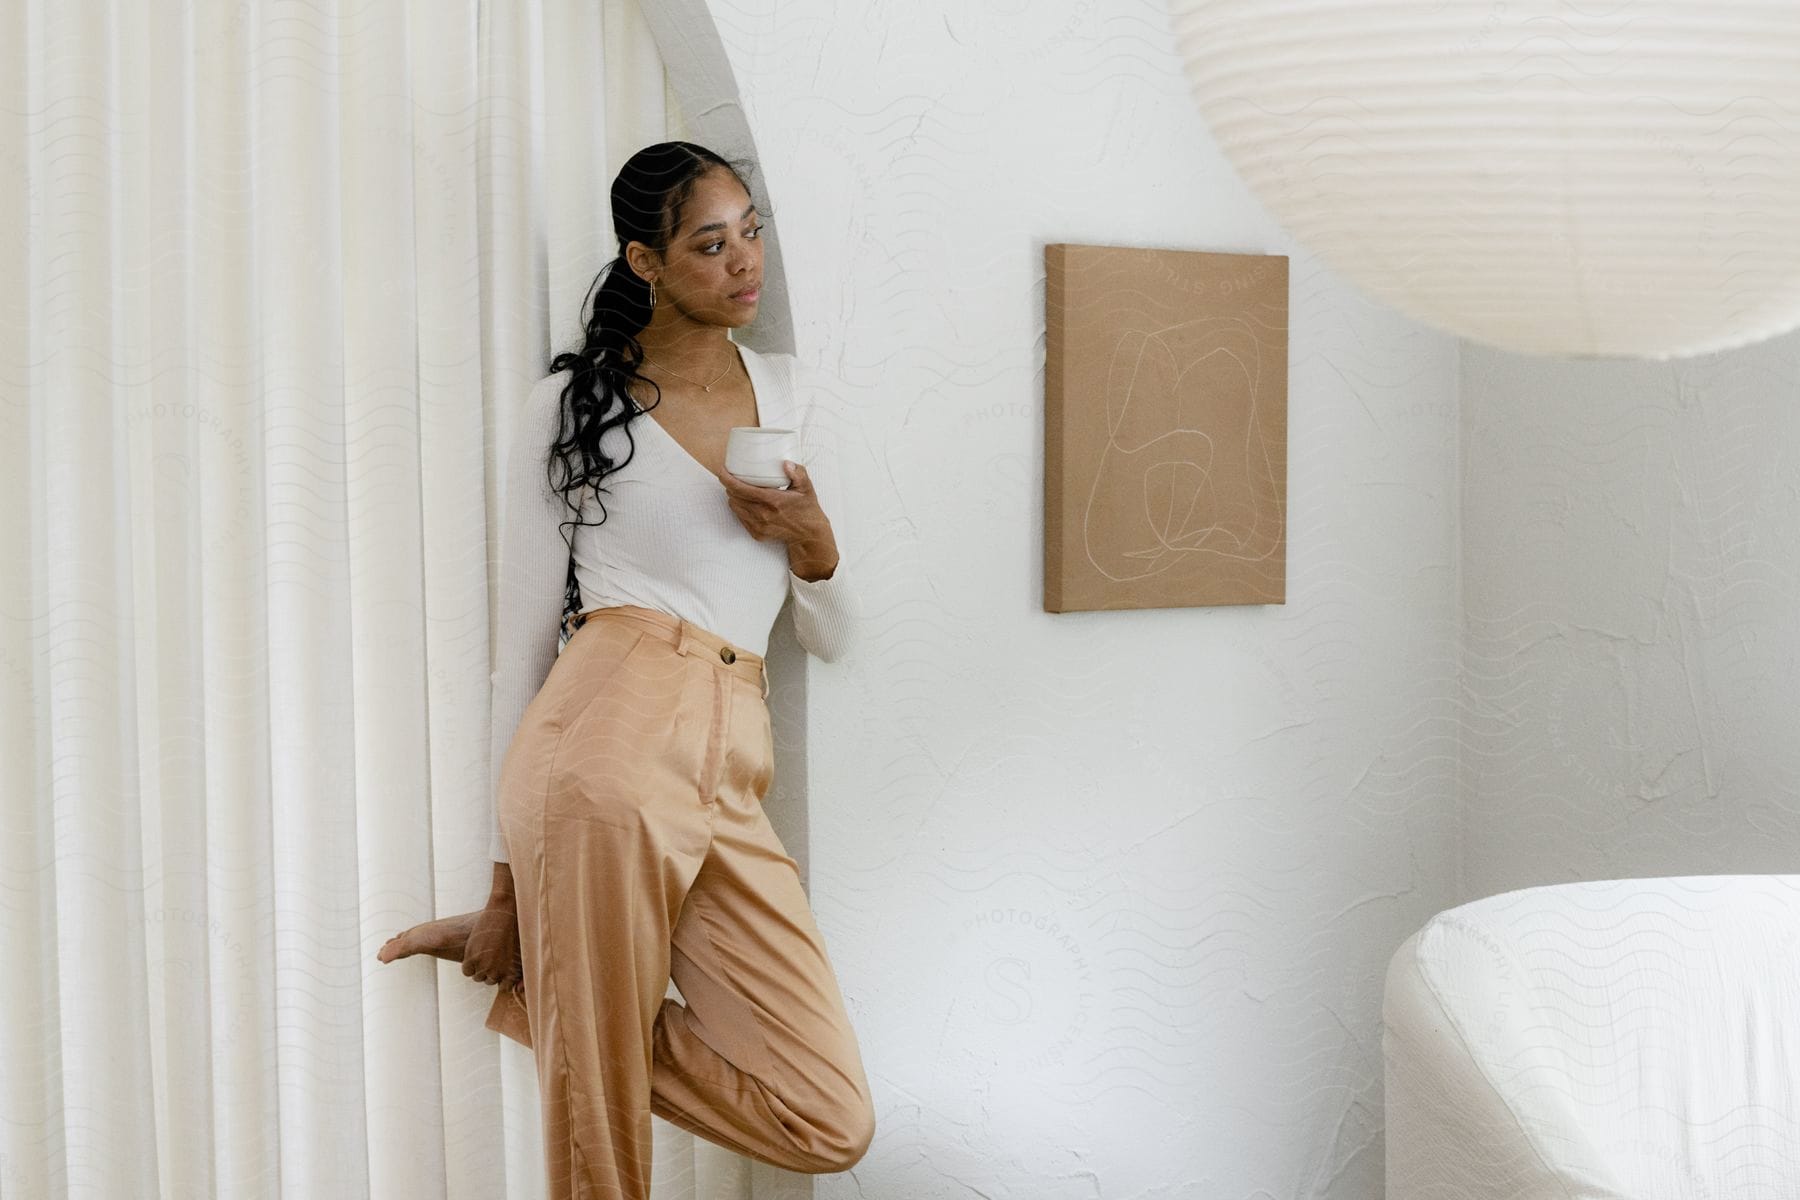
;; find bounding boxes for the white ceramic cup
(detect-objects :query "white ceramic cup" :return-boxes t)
[725,426,799,488]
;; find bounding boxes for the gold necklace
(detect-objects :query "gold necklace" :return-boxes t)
[643,347,734,392]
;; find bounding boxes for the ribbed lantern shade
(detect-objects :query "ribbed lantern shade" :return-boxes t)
[1170,1,1800,360]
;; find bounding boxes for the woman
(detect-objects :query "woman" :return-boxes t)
[377,142,874,1198]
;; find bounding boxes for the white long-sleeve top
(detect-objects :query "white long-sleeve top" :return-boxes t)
[487,340,858,863]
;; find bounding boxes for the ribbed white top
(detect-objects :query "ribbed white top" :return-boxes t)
[487,342,858,863]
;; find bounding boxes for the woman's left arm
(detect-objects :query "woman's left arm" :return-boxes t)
[783,359,860,662]
[720,354,863,661]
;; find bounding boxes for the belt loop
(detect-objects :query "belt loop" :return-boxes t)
[761,663,770,700]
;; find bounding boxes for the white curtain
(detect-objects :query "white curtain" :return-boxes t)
[0,2,760,1196]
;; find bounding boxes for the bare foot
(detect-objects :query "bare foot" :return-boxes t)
[378,910,482,964]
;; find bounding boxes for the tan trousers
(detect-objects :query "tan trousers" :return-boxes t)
[483,604,875,1198]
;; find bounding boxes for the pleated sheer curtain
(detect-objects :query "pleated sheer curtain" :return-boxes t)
[0,2,766,1197]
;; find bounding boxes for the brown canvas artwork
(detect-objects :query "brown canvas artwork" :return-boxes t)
[1044,243,1288,612]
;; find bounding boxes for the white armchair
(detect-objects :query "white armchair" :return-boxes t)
[1383,875,1800,1200]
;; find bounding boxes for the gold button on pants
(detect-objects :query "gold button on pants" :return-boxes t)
[485,604,874,1197]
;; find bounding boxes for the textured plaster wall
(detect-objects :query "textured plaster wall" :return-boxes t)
[1461,340,1800,903]
[696,2,1466,1196]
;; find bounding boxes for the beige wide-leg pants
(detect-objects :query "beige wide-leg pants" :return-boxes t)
[483,604,874,1199]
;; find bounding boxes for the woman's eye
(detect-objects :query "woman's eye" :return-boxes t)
[705,225,763,254]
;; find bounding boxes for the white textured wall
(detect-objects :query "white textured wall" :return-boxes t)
[705,2,1465,1195]
[1461,339,1800,903]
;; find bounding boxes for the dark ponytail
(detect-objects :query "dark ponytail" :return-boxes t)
[542,141,767,630]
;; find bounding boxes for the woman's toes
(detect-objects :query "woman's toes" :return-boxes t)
[377,931,415,963]
[378,911,482,965]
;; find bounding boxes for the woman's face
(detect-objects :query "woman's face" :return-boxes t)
[640,169,764,329]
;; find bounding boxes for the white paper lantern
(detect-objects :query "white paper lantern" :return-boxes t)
[1170,1,1800,360]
